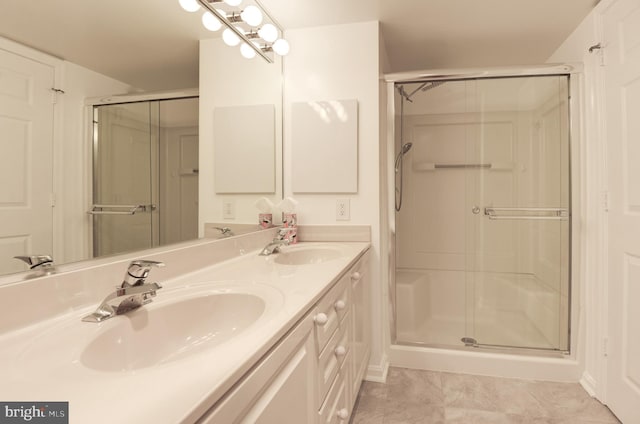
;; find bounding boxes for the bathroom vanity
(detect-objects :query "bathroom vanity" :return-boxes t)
[0,228,370,423]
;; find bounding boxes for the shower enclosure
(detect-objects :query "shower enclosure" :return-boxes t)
[91,97,199,258]
[392,74,571,353]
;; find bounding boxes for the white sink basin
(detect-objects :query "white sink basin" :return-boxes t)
[274,246,343,265]
[19,283,283,373]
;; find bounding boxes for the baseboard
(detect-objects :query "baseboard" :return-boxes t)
[365,354,389,383]
[580,371,598,397]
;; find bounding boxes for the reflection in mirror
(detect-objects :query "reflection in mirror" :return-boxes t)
[0,4,283,281]
[91,98,199,258]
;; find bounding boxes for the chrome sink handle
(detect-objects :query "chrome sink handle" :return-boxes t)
[259,228,291,256]
[213,226,234,237]
[83,260,165,323]
[14,255,54,270]
[122,260,165,287]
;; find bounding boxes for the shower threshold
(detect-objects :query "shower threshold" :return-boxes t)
[394,338,569,358]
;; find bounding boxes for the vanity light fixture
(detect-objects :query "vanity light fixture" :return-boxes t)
[202,11,222,31]
[179,0,201,12]
[179,0,289,63]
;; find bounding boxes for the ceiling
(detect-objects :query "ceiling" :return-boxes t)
[0,0,598,91]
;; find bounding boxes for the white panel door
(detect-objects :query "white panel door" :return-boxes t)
[160,126,198,245]
[0,48,54,274]
[603,0,640,422]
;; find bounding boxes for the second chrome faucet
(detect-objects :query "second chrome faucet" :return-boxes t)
[259,228,291,256]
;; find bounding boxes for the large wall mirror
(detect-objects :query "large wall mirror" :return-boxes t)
[0,0,283,281]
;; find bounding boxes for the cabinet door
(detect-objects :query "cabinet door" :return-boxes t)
[242,331,316,424]
[200,314,317,424]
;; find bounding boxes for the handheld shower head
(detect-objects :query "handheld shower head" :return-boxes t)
[394,142,413,172]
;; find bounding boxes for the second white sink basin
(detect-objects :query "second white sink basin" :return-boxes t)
[274,246,343,265]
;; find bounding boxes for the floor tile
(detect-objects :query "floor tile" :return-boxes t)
[350,367,620,424]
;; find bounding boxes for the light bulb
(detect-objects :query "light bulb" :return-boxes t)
[273,38,290,56]
[223,0,242,6]
[178,0,200,12]
[240,5,263,27]
[240,43,256,59]
[258,23,278,43]
[202,12,222,31]
[222,28,241,46]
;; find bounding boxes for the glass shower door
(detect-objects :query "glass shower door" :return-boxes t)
[465,76,571,351]
[92,102,159,257]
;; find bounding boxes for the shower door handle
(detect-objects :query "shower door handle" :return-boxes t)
[88,204,157,215]
[484,207,569,220]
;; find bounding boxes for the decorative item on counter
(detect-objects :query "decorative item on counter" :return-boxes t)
[277,197,299,244]
[255,197,274,229]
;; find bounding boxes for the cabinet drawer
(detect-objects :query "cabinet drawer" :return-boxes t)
[314,275,348,353]
[318,371,350,424]
[317,314,350,404]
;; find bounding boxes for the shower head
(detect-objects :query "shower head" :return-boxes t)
[394,143,413,172]
[420,81,445,93]
[398,81,446,102]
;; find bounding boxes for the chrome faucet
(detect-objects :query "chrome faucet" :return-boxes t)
[259,228,290,256]
[213,226,234,237]
[82,260,164,323]
[14,255,56,276]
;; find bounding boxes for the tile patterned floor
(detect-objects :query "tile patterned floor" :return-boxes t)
[351,367,621,424]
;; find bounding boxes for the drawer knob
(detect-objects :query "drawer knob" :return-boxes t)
[314,313,328,325]
[334,300,346,311]
[335,345,346,356]
[351,271,361,281]
[336,408,349,420]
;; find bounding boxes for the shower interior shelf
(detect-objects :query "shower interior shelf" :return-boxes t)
[412,162,514,171]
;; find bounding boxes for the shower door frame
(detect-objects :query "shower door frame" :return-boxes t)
[385,64,583,358]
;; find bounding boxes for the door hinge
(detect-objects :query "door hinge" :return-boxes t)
[50,193,56,207]
[588,42,605,66]
[603,337,608,357]
[50,88,65,104]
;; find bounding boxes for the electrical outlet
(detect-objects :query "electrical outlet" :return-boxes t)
[336,199,350,221]
[222,200,235,219]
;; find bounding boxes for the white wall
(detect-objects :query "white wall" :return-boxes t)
[283,21,387,377]
[547,6,605,398]
[198,39,282,231]
[56,61,133,264]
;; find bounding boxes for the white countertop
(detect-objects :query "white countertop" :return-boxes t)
[0,241,369,423]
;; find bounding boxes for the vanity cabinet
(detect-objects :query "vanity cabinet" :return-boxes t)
[350,252,371,397]
[198,249,370,424]
[314,250,371,424]
[199,311,317,424]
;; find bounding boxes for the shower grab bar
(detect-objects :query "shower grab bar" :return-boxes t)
[88,204,156,215]
[484,207,569,220]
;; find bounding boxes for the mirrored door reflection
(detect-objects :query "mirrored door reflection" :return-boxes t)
[92,97,198,258]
